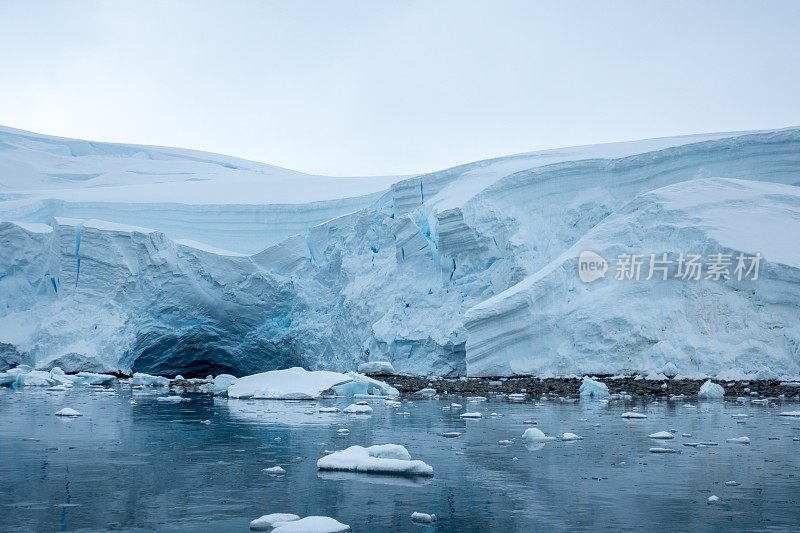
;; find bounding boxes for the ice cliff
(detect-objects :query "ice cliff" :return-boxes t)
[1,125,799,377]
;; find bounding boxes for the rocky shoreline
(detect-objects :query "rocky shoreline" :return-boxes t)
[379,375,800,399]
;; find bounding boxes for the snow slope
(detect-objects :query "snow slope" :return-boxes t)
[1,125,800,377]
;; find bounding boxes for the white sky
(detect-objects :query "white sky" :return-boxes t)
[1,0,799,176]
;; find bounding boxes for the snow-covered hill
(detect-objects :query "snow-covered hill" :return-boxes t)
[1,125,799,378]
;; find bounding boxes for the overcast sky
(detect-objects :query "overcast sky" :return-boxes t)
[1,1,799,176]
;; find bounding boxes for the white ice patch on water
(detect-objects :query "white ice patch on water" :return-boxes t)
[317,444,433,476]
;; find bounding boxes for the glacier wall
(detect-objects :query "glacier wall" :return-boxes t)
[1,127,800,377]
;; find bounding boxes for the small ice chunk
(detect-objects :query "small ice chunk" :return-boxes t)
[317,444,433,476]
[410,512,436,523]
[698,380,725,399]
[498,440,513,446]
[725,481,740,486]
[648,431,675,439]
[699,442,719,446]
[779,411,800,417]
[450,403,462,408]
[332,373,399,397]
[508,393,527,402]
[157,396,184,402]
[649,447,678,453]
[415,388,437,397]
[521,428,555,442]
[460,412,482,418]
[682,433,692,437]
[319,407,340,413]
[731,413,749,418]
[467,396,487,402]
[271,516,350,533]
[54,408,82,417]
[263,466,286,475]
[579,377,610,399]
[561,433,582,441]
[726,436,750,444]
[250,513,300,531]
[683,442,699,447]
[337,429,350,435]
[442,432,461,438]
[707,495,720,504]
[74,372,117,386]
[621,412,647,419]
[343,403,373,414]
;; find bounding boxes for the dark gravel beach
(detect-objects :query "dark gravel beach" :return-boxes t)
[379,375,800,399]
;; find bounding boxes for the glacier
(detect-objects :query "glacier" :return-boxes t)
[1,125,800,378]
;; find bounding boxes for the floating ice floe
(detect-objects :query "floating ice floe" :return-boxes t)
[707,495,720,504]
[442,432,461,438]
[621,412,647,419]
[272,516,350,533]
[156,396,184,402]
[561,433,582,441]
[460,412,482,418]
[333,372,399,397]
[343,403,373,414]
[779,411,800,417]
[357,361,395,375]
[579,377,610,399]
[698,380,725,399]
[410,512,436,523]
[726,436,750,444]
[451,403,462,408]
[263,466,286,475]
[337,429,350,435]
[132,373,170,387]
[227,368,352,400]
[725,481,740,486]
[521,428,555,442]
[649,447,678,453]
[317,444,433,476]
[319,407,340,413]
[54,408,82,417]
[648,431,675,439]
[250,513,300,531]
[74,372,116,386]
[498,440,513,446]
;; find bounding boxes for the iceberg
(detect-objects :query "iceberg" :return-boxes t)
[317,444,434,476]
[54,408,82,417]
[227,367,352,399]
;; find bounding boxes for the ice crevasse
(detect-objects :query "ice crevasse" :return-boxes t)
[1,124,800,378]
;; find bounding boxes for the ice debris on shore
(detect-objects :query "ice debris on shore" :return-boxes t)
[357,361,395,375]
[579,377,610,399]
[317,444,433,476]
[698,380,725,399]
[226,367,396,399]
[132,373,170,387]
